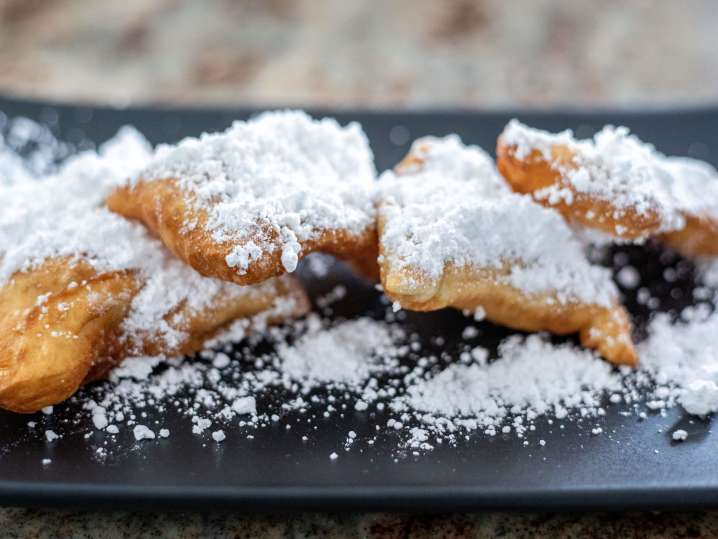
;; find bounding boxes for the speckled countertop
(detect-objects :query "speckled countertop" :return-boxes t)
[1,0,717,108]
[1,509,718,538]
[1,1,718,537]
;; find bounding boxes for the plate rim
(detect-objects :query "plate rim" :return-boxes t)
[1,480,718,511]
[1,96,718,512]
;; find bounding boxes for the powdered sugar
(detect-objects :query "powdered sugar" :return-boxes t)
[4,112,718,466]
[699,259,718,289]
[661,156,718,221]
[0,123,304,354]
[19,269,718,459]
[277,317,403,390]
[119,254,297,354]
[639,309,718,416]
[133,425,155,441]
[391,334,621,437]
[231,396,256,415]
[0,127,156,283]
[500,120,718,232]
[377,135,616,306]
[52,316,407,451]
[0,117,70,184]
[138,110,377,274]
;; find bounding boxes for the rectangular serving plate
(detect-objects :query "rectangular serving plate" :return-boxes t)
[0,95,717,512]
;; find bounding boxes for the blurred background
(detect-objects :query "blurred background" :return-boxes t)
[0,0,716,109]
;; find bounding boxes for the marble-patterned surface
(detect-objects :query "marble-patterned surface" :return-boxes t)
[2,1,718,537]
[0,508,717,538]
[0,0,716,108]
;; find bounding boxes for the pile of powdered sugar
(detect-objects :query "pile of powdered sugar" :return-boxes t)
[137,110,377,274]
[392,335,621,434]
[61,300,718,454]
[276,316,406,392]
[0,127,159,283]
[661,157,718,221]
[0,121,303,354]
[638,307,718,416]
[499,119,718,234]
[69,316,408,446]
[377,135,617,306]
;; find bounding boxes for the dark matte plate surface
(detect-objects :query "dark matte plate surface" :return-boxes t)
[0,96,717,512]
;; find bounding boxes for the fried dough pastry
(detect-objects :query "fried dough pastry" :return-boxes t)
[0,258,138,413]
[655,157,718,258]
[496,120,683,241]
[107,110,378,285]
[378,136,636,366]
[497,120,718,256]
[89,266,309,382]
[660,216,718,258]
[0,254,308,413]
[0,129,309,413]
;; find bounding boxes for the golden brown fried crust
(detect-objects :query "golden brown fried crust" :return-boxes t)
[394,146,429,174]
[0,256,310,413]
[85,274,310,383]
[496,142,663,241]
[107,178,379,285]
[659,215,718,258]
[346,229,381,281]
[123,274,310,361]
[0,259,140,413]
[378,219,637,367]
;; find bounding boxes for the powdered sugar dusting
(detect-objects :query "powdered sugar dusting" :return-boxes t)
[138,110,377,274]
[59,316,407,451]
[0,117,71,184]
[0,122,304,355]
[0,127,156,282]
[133,425,155,441]
[377,135,616,305]
[4,112,718,465]
[500,119,718,232]
[119,255,297,354]
[661,156,718,221]
[639,308,718,416]
[396,335,620,424]
[16,271,718,459]
[277,317,402,389]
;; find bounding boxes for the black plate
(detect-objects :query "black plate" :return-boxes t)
[1,96,717,512]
